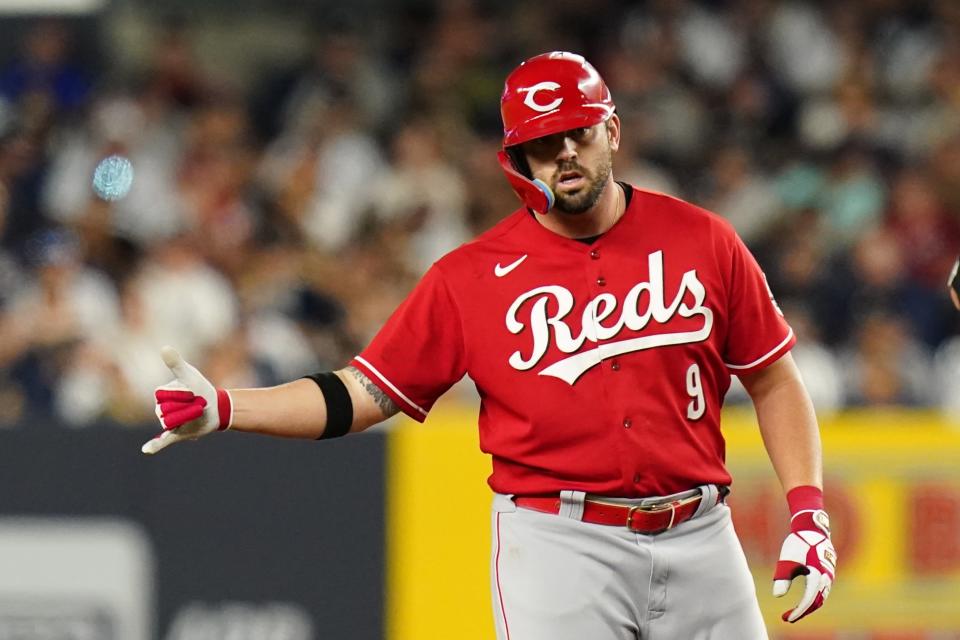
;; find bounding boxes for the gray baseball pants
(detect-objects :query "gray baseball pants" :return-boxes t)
[490,489,769,640]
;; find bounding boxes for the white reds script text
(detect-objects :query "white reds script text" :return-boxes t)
[505,250,713,384]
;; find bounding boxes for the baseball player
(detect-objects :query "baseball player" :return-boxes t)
[144,52,835,639]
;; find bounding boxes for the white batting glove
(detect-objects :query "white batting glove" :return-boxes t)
[773,487,837,623]
[141,346,233,455]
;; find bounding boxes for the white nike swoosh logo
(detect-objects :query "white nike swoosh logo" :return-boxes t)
[494,254,528,277]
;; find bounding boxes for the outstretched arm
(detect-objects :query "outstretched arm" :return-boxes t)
[143,347,399,454]
[229,366,399,439]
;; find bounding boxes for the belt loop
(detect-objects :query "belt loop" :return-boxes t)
[495,493,518,514]
[558,490,586,520]
[692,484,719,519]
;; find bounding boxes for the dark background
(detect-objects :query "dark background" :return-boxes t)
[0,428,387,639]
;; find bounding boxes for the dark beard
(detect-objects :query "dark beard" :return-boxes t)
[553,152,613,215]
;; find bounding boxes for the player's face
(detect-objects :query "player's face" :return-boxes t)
[521,116,620,215]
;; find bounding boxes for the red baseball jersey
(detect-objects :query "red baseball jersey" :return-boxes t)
[351,186,795,497]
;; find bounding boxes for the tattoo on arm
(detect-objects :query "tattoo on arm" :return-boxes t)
[345,366,400,418]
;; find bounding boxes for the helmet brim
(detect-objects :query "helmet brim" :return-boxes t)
[502,104,614,148]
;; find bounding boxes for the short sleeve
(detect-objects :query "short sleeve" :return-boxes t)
[722,233,795,374]
[351,264,467,422]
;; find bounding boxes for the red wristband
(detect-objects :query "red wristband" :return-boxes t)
[216,389,232,430]
[786,485,823,515]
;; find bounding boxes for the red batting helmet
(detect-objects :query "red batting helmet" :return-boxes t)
[497,51,615,214]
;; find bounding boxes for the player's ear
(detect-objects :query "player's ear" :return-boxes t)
[606,114,621,153]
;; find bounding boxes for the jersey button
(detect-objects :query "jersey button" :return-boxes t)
[623,418,632,429]
[611,360,621,371]
[590,249,600,260]
[596,276,606,286]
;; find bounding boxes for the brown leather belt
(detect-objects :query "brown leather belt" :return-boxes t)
[514,487,727,535]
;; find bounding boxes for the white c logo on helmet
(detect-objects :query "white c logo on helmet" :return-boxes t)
[520,82,563,113]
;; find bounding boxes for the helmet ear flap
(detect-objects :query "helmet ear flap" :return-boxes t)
[497,150,554,215]
[506,146,532,179]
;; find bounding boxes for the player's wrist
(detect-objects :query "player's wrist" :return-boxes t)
[216,388,233,430]
[786,485,823,516]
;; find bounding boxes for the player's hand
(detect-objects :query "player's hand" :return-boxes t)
[773,508,836,622]
[948,257,960,310]
[141,346,232,455]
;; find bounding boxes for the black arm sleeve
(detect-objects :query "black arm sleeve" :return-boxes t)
[303,372,354,439]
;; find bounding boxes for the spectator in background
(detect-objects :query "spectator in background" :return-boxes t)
[368,117,470,275]
[142,16,211,111]
[613,11,712,168]
[132,234,238,361]
[930,134,960,214]
[700,145,782,247]
[328,231,420,346]
[229,245,343,379]
[721,64,796,151]
[842,310,933,407]
[4,229,120,422]
[885,167,959,290]
[847,224,953,348]
[461,135,524,234]
[0,177,22,300]
[10,229,120,345]
[43,91,188,249]
[0,125,47,256]
[597,47,681,193]
[595,48,680,196]
[841,227,912,333]
[0,185,26,426]
[780,303,844,415]
[875,5,942,106]
[88,276,170,423]
[177,98,258,276]
[202,326,275,391]
[675,1,747,91]
[884,165,960,344]
[54,341,121,427]
[758,208,850,347]
[797,82,881,153]
[915,42,960,154]
[257,96,385,252]
[0,299,27,425]
[408,0,504,134]
[0,20,91,126]
[244,301,325,384]
[817,144,887,251]
[764,2,846,97]
[251,11,399,142]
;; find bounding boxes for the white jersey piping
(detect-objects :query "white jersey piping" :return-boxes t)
[354,356,429,417]
[725,328,795,371]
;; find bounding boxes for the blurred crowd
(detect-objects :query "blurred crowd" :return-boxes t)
[2,0,960,429]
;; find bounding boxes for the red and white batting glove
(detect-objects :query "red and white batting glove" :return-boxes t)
[773,485,836,623]
[141,346,232,455]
